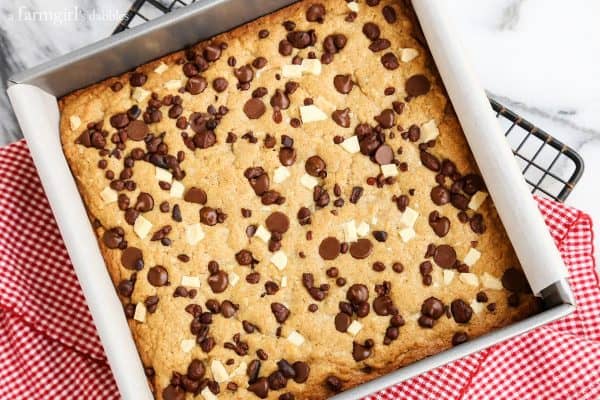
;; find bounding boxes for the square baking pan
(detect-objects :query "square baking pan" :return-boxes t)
[6,0,575,399]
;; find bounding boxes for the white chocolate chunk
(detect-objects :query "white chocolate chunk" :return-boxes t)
[380,163,398,177]
[459,272,480,287]
[133,303,146,322]
[181,275,201,288]
[163,79,182,90]
[481,272,503,290]
[340,136,360,153]
[464,248,482,267]
[273,166,291,184]
[282,64,303,78]
[133,216,152,240]
[231,361,247,377]
[270,251,288,270]
[100,187,118,204]
[155,167,173,183]
[185,223,205,245]
[169,180,185,198]
[154,62,168,74]
[343,220,358,243]
[300,173,319,190]
[399,207,419,228]
[420,119,439,142]
[229,271,240,287]
[254,225,271,243]
[356,222,370,237]
[180,339,195,353]
[201,387,217,400]
[281,276,288,288]
[398,227,416,243]
[443,269,456,285]
[468,191,488,211]
[131,87,151,103]
[400,48,419,63]
[347,1,359,12]
[287,331,305,346]
[301,58,322,75]
[300,105,327,123]
[69,115,81,131]
[211,360,229,383]
[347,320,363,336]
[470,300,484,314]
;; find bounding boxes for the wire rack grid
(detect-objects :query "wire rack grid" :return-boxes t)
[112,0,584,202]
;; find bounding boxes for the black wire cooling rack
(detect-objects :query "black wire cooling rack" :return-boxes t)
[113,0,584,202]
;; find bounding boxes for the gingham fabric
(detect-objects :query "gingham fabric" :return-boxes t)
[0,139,597,400]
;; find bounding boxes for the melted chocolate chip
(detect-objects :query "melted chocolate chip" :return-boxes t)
[502,268,529,293]
[421,297,444,319]
[433,244,457,268]
[429,211,451,237]
[184,187,207,204]
[121,247,143,270]
[244,98,267,119]
[126,120,148,141]
[319,237,340,260]
[431,185,450,205]
[349,238,373,259]
[207,271,228,293]
[266,212,290,233]
[374,144,394,165]
[451,299,473,323]
[332,108,351,127]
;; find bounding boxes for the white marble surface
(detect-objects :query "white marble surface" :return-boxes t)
[0,0,598,254]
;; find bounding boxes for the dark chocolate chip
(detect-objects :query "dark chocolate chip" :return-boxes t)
[147,265,168,287]
[406,74,431,98]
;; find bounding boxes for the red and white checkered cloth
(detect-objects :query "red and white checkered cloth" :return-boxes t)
[0,139,598,400]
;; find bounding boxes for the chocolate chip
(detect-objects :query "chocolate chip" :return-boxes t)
[352,342,372,361]
[242,98,266,119]
[305,155,327,177]
[121,247,143,270]
[103,228,124,249]
[279,40,293,56]
[212,77,228,92]
[286,30,316,49]
[266,212,290,233]
[208,271,228,293]
[306,3,326,22]
[236,250,254,266]
[431,185,450,205]
[476,291,489,303]
[362,22,380,40]
[381,52,399,70]
[234,64,254,84]
[332,108,351,127]
[451,299,473,323]
[406,74,431,98]
[451,193,470,210]
[270,302,290,324]
[129,72,147,87]
[335,313,352,332]
[186,76,207,95]
[268,371,287,391]
[221,300,237,318]
[470,213,486,234]
[126,120,148,141]
[429,211,451,237]
[502,268,529,293]
[293,362,310,383]
[433,244,456,268]
[203,44,222,61]
[147,265,168,287]
[420,150,441,171]
[270,89,290,110]
[117,278,134,297]
[349,186,364,204]
[247,377,268,399]
[184,187,207,204]
[349,238,373,259]
[325,376,342,392]
[508,293,520,307]
[421,297,444,319]
[162,385,185,400]
[279,147,297,166]
[369,38,391,52]
[133,192,153,212]
[373,295,394,316]
[452,332,469,346]
[199,207,218,226]
[333,74,353,94]
[297,207,311,225]
[382,5,397,23]
[187,359,206,380]
[347,284,369,305]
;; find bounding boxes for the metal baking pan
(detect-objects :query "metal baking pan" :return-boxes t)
[7,0,575,399]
